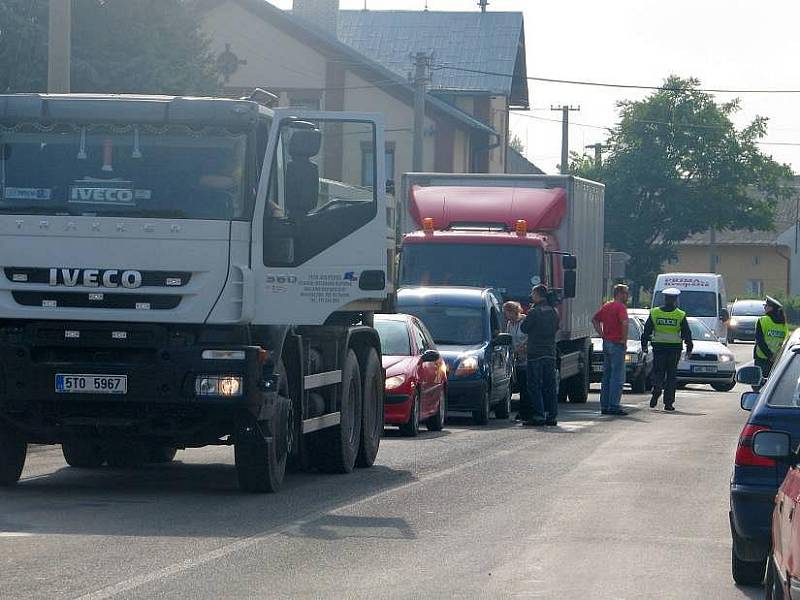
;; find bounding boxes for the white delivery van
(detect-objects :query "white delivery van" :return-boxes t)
[652,273,730,342]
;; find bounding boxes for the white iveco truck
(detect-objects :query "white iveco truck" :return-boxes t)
[0,93,390,492]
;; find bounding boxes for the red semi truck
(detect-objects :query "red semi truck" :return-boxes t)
[397,174,604,403]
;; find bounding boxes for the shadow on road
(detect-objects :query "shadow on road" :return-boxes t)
[0,460,417,539]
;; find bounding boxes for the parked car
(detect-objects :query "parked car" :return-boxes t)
[751,429,800,597]
[628,308,650,325]
[590,316,653,393]
[374,314,447,437]
[676,317,736,391]
[730,341,800,586]
[728,299,765,343]
[396,287,513,425]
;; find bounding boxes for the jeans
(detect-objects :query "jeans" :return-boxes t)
[652,346,682,407]
[600,341,625,411]
[527,356,558,422]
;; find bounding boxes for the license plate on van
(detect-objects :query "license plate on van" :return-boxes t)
[55,374,127,394]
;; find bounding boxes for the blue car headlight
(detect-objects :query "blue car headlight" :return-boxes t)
[454,356,480,377]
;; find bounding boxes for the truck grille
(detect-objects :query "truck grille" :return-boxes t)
[12,292,181,310]
[4,268,191,287]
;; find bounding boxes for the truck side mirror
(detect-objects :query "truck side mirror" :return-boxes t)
[564,271,577,299]
[562,255,577,270]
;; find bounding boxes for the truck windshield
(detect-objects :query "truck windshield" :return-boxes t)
[0,123,249,220]
[653,290,717,317]
[400,243,542,302]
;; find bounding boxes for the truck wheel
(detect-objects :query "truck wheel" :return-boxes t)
[147,446,178,464]
[62,440,104,468]
[472,387,490,425]
[281,358,310,474]
[315,350,362,474]
[732,545,765,586]
[0,423,27,486]
[235,397,289,493]
[494,384,511,420]
[105,443,146,468]
[356,348,383,468]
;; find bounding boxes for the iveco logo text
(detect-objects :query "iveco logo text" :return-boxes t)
[49,268,143,289]
[70,188,134,204]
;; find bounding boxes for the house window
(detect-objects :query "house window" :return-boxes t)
[753,255,760,266]
[714,255,721,265]
[746,279,764,296]
[667,256,679,265]
[361,142,396,192]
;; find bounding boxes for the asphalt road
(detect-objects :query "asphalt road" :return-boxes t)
[1,343,762,599]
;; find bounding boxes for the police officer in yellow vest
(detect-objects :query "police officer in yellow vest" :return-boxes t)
[642,288,693,411]
[754,296,789,378]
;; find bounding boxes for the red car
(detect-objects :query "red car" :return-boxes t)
[374,314,447,437]
[753,429,800,597]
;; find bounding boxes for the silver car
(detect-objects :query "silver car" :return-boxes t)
[677,318,737,391]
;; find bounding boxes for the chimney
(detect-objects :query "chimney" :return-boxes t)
[478,0,489,12]
[293,0,340,37]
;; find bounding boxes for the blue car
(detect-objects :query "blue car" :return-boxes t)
[730,329,800,586]
[396,287,513,425]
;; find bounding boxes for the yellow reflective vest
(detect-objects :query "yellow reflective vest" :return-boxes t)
[756,315,789,360]
[650,307,687,346]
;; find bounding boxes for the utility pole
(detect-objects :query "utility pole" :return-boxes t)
[412,52,431,173]
[551,105,580,174]
[709,227,717,273]
[48,0,71,93]
[584,143,604,168]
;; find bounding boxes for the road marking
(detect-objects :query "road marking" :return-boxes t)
[0,532,34,538]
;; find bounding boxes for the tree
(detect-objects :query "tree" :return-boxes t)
[509,133,526,154]
[0,0,220,95]
[571,76,794,302]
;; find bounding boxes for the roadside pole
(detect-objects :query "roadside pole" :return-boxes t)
[709,227,717,273]
[412,52,431,172]
[48,0,71,93]
[552,105,580,174]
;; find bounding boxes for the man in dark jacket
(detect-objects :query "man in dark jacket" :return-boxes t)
[521,284,560,426]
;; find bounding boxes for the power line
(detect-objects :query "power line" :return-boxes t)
[435,65,800,95]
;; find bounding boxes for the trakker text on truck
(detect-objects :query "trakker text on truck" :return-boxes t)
[0,93,390,492]
[397,174,604,403]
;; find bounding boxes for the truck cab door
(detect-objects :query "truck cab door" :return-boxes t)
[252,110,388,326]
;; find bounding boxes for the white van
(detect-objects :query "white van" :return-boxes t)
[652,273,729,342]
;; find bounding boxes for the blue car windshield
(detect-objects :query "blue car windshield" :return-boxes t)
[398,304,484,346]
[374,319,412,356]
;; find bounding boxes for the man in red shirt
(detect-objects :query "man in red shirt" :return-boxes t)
[592,284,630,416]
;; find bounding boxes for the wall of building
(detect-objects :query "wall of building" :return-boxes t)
[671,245,789,298]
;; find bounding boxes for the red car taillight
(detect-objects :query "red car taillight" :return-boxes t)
[735,424,776,467]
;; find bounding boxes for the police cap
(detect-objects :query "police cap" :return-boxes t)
[765,295,783,309]
[662,287,681,297]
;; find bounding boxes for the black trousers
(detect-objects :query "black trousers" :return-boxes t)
[652,346,682,407]
[754,357,773,379]
[516,366,530,419]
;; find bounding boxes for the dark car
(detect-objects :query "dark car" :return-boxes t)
[396,287,513,425]
[374,314,447,437]
[730,341,800,586]
[728,299,765,343]
[590,316,653,393]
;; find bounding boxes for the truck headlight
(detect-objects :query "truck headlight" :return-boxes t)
[455,356,479,377]
[202,350,246,360]
[196,375,243,397]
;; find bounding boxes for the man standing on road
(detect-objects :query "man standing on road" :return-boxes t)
[754,296,789,378]
[592,284,630,416]
[642,288,693,412]
[521,285,560,426]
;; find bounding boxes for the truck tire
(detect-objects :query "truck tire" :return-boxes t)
[105,443,146,468]
[147,446,178,464]
[356,348,383,468]
[62,440,104,468]
[235,397,289,493]
[567,349,590,404]
[0,423,27,486]
[282,357,310,474]
[732,545,765,586]
[315,350,362,474]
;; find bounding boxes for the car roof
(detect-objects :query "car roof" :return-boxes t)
[397,286,494,308]
[375,313,414,322]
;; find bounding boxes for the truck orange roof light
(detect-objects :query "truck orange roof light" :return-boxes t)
[423,217,435,234]
[515,219,527,236]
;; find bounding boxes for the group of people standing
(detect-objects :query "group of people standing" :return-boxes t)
[503,282,791,425]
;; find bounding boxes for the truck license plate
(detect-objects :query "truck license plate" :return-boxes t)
[692,365,717,374]
[55,374,127,394]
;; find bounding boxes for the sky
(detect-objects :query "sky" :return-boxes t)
[270,0,800,174]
